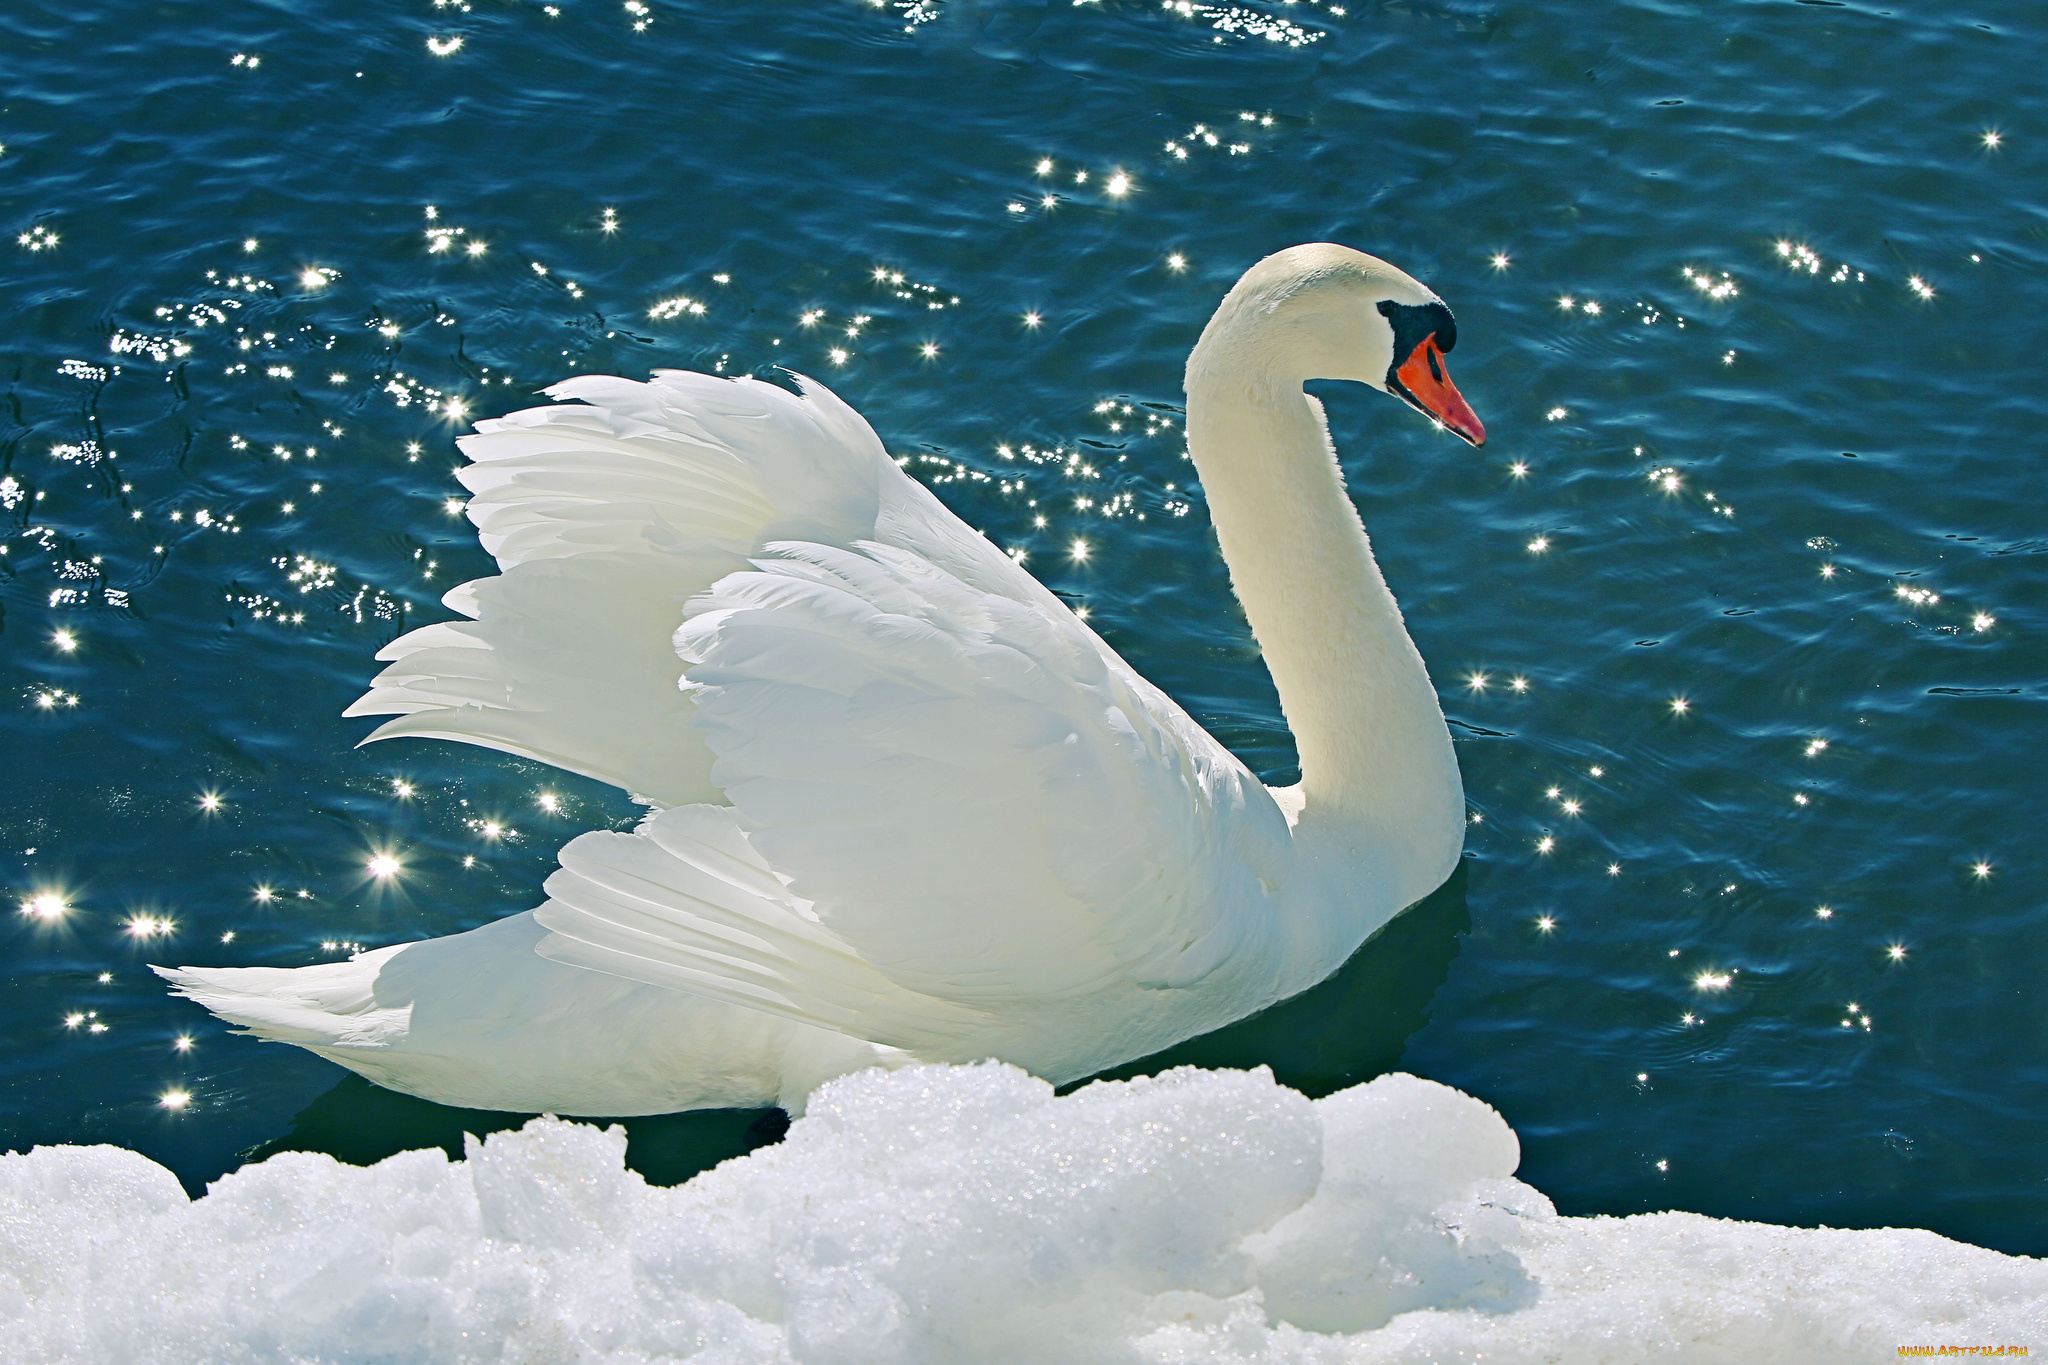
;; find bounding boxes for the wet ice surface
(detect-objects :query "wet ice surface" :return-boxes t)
[3,1063,2041,1362]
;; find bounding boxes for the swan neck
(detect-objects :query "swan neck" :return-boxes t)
[1184,359,1459,866]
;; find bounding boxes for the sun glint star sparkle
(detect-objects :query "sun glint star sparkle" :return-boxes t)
[20,894,67,922]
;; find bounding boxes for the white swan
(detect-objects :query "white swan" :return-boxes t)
[158,244,1486,1116]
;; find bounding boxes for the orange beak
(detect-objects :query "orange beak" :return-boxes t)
[1392,335,1485,447]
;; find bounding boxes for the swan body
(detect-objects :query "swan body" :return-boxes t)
[159,244,1484,1115]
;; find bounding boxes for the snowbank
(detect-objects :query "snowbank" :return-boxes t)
[1,1064,2040,1362]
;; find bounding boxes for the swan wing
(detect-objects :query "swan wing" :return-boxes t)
[664,533,1291,1011]
[533,804,987,1052]
[342,371,891,806]
[345,367,1289,1034]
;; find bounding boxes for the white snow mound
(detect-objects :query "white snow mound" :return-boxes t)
[1,1063,2041,1362]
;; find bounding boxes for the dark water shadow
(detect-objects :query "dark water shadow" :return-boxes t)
[1066,858,1472,1097]
[243,861,1468,1188]
[242,1082,789,1190]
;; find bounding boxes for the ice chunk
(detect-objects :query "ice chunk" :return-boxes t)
[1248,1073,1542,1332]
[0,1062,2039,1363]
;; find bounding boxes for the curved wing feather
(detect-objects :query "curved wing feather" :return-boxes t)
[673,537,1291,1008]
[343,372,890,806]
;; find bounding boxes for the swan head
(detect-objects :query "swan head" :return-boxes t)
[1191,243,1485,447]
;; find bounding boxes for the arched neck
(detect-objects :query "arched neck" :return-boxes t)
[1184,365,1459,867]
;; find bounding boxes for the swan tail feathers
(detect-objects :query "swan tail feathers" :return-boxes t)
[152,955,411,1049]
[532,804,986,1052]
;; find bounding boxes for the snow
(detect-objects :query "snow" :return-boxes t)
[0,1063,2040,1362]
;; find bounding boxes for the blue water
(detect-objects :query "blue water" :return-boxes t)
[4,0,2045,1255]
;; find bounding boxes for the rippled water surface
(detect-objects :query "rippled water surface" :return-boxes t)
[4,0,2045,1254]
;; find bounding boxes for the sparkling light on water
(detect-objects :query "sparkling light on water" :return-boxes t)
[20,894,68,923]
